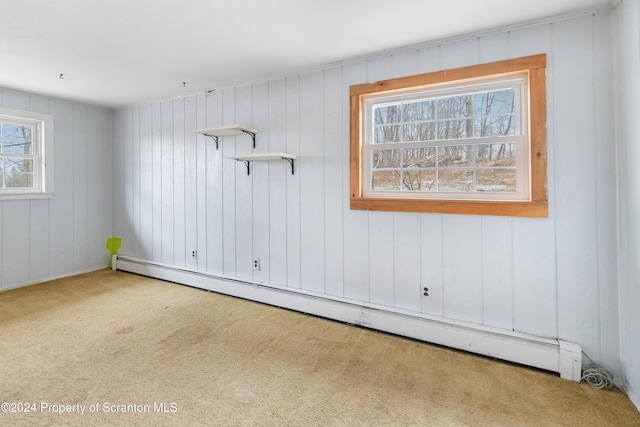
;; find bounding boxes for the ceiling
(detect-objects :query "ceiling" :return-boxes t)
[1,0,612,109]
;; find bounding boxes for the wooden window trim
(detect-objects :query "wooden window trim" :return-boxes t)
[350,54,547,218]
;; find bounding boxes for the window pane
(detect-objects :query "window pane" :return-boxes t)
[437,145,472,167]
[437,95,473,119]
[438,169,474,192]
[475,114,515,137]
[402,100,435,121]
[372,170,401,190]
[2,123,32,140]
[5,158,33,173]
[5,173,33,188]
[473,90,515,115]
[476,169,516,192]
[475,143,516,167]
[374,105,401,125]
[403,170,436,191]
[437,119,473,140]
[403,122,435,142]
[372,149,400,168]
[374,125,401,144]
[3,138,32,154]
[403,147,435,168]
[3,157,33,188]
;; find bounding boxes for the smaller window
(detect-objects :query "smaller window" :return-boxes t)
[0,107,54,200]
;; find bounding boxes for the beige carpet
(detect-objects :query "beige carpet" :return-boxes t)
[0,269,638,426]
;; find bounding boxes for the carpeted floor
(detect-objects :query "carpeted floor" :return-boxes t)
[0,269,638,426]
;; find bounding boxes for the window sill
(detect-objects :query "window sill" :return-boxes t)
[0,192,53,201]
[350,197,548,218]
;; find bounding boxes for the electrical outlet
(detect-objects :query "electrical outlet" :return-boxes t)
[253,259,260,271]
[191,249,197,259]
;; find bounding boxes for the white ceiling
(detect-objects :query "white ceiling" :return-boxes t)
[1,0,611,109]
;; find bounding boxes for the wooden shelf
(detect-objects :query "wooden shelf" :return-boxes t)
[227,152,297,175]
[194,125,258,150]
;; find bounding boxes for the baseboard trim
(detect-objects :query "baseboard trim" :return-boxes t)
[629,390,640,412]
[0,265,110,292]
[114,255,582,381]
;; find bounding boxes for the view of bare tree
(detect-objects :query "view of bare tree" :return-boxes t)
[370,88,518,193]
[1,122,34,188]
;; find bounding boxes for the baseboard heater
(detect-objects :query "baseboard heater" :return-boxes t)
[113,255,582,381]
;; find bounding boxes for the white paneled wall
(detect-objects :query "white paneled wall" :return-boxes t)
[0,89,112,290]
[112,12,619,370]
[615,0,640,407]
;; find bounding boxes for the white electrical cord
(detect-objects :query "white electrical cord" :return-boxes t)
[581,366,615,389]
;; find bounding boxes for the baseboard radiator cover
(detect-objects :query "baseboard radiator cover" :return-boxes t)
[113,255,582,381]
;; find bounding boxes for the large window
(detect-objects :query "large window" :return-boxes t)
[0,107,54,199]
[350,54,547,217]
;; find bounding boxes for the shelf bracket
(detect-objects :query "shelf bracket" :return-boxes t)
[236,159,251,175]
[282,157,295,175]
[241,130,256,149]
[203,134,220,150]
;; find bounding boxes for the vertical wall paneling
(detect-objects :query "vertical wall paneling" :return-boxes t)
[439,38,480,70]
[481,216,514,330]
[0,197,3,288]
[268,79,288,286]
[221,88,236,275]
[122,108,134,256]
[394,212,422,312]
[184,96,198,271]
[73,104,89,272]
[173,98,186,267]
[0,88,112,290]
[367,56,395,307]
[29,200,50,281]
[391,50,422,312]
[252,82,270,283]
[478,24,514,331]
[593,9,620,372]
[512,216,558,337]
[420,214,444,317]
[438,37,483,322]
[324,66,345,298]
[299,71,325,293]
[2,201,30,285]
[204,91,223,274]
[107,10,623,375]
[478,32,510,63]
[87,107,111,268]
[152,103,163,263]
[28,95,51,281]
[235,85,253,281]
[131,106,142,258]
[552,16,600,355]
[508,22,557,338]
[49,100,75,277]
[195,94,207,271]
[2,89,29,110]
[418,45,441,74]
[2,91,31,286]
[616,0,640,405]
[139,105,153,260]
[442,215,483,323]
[342,61,369,303]
[285,76,301,288]
[161,101,175,265]
[417,45,445,317]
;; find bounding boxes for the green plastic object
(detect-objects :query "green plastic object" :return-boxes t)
[106,237,122,264]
